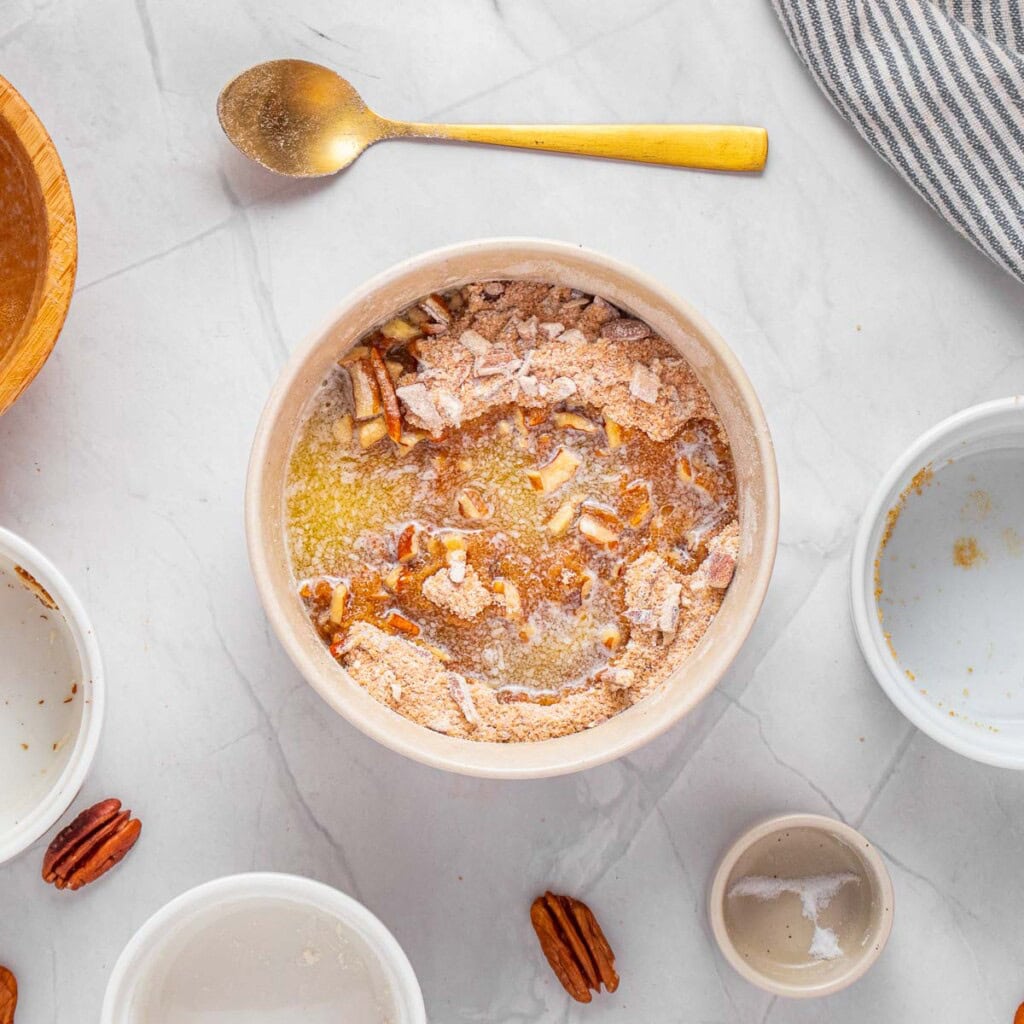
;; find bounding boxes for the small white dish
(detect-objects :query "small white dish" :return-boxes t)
[851,397,1024,768]
[101,873,427,1024]
[0,525,103,865]
[708,813,894,998]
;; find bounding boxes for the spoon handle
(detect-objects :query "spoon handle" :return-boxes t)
[392,121,768,172]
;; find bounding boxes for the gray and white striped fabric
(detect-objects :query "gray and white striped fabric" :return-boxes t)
[772,0,1024,285]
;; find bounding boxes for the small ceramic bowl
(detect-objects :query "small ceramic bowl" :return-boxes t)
[246,238,779,778]
[0,76,77,416]
[101,873,427,1024]
[851,397,1024,768]
[0,526,103,865]
[709,813,894,999]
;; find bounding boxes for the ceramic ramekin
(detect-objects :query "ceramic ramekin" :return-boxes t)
[709,813,894,998]
[101,873,426,1024]
[851,397,1024,768]
[0,526,103,865]
[246,238,779,778]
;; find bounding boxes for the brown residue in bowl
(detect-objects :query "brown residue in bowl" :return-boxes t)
[960,488,992,521]
[952,536,985,569]
[14,564,58,610]
[873,463,934,604]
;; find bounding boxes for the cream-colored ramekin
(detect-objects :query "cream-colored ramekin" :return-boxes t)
[709,813,895,998]
[100,872,426,1023]
[245,238,779,778]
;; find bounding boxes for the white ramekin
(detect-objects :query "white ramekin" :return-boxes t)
[708,813,895,998]
[246,237,779,779]
[0,525,104,865]
[851,396,1024,768]
[100,873,426,1024]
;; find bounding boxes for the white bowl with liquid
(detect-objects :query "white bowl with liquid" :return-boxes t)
[851,397,1024,768]
[101,873,427,1024]
[0,525,104,865]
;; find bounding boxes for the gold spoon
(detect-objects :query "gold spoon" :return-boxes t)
[217,60,768,177]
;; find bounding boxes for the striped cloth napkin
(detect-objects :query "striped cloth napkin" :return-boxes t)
[772,0,1024,284]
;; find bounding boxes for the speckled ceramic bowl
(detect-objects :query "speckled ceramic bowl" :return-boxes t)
[246,238,778,778]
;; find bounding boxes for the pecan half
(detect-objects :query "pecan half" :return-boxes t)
[42,798,142,891]
[369,346,403,443]
[0,965,16,1024]
[530,891,619,1003]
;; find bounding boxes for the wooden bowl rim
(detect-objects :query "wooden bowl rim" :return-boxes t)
[0,75,77,416]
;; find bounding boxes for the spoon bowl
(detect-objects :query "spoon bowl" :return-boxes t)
[218,60,769,177]
[218,60,379,176]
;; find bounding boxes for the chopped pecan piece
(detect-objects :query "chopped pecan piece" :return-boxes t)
[494,578,522,620]
[601,317,651,341]
[545,493,582,537]
[530,892,619,1003]
[419,293,451,325]
[42,798,142,891]
[369,347,403,443]
[349,358,382,420]
[328,582,349,625]
[0,965,16,1024]
[527,447,581,494]
[604,416,624,448]
[380,317,420,342]
[705,548,736,589]
[579,509,620,549]
[553,411,597,433]
[383,611,420,637]
[457,487,491,520]
[397,524,421,563]
[358,417,387,449]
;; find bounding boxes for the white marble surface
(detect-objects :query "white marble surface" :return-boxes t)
[2,0,1024,1020]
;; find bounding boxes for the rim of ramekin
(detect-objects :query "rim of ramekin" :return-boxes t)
[0,525,104,864]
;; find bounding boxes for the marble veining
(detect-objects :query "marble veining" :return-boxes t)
[2,0,1024,1020]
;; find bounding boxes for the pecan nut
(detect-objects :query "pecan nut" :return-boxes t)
[530,891,619,1003]
[0,965,16,1024]
[42,798,142,891]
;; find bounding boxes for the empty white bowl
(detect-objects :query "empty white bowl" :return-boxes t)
[851,397,1024,768]
[0,525,103,865]
[101,873,426,1024]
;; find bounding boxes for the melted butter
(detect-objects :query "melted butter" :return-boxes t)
[286,317,737,698]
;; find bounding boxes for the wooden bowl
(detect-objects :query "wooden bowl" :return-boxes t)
[0,76,76,416]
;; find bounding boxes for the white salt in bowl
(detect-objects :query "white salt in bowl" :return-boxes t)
[708,813,894,998]
[247,238,778,778]
[101,873,426,1024]
[851,397,1024,768]
[0,526,103,865]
